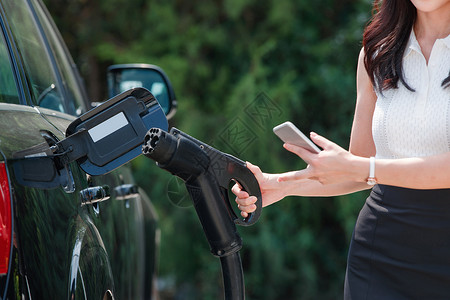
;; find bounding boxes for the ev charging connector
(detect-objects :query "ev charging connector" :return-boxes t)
[142,127,262,300]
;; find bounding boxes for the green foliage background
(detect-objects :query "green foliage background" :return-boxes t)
[46,0,373,298]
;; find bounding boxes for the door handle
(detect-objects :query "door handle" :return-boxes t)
[80,185,110,205]
[114,184,139,200]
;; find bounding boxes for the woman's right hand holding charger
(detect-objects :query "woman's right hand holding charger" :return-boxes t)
[232,161,290,218]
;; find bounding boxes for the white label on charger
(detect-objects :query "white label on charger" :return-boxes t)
[88,112,129,143]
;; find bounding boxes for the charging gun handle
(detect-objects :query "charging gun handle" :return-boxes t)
[219,156,262,226]
[168,128,262,226]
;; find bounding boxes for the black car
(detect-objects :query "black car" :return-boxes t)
[0,0,176,299]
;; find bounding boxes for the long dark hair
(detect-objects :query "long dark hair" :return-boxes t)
[363,0,450,92]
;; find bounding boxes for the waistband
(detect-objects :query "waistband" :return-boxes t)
[369,184,450,212]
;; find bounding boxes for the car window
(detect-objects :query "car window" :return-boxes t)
[31,0,86,115]
[2,0,67,113]
[0,29,19,104]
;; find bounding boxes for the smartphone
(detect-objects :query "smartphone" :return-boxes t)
[273,121,321,153]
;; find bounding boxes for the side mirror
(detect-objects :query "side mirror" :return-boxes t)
[107,64,177,119]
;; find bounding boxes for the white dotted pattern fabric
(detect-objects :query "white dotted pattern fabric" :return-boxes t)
[372,31,450,159]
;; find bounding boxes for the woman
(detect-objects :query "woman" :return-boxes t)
[233,0,450,298]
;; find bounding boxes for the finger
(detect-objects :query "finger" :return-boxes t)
[309,132,335,150]
[241,211,248,218]
[236,195,257,206]
[238,203,257,213]
[277,168,312,182]
[283,143,316,163]
[231,183,249,198]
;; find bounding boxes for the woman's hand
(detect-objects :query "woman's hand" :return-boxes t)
[278,132,367,184]
[232,162,289,218]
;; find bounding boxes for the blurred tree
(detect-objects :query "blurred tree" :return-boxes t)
[45,0,373,298]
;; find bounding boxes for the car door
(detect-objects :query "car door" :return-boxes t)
[0,0,156,299]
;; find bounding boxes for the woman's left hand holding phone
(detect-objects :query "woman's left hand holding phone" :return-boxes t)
[279,132,367,185]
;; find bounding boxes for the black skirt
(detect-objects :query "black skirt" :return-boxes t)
[344,184,450,300]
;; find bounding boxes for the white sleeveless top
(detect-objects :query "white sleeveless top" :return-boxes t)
[372,31,450,159]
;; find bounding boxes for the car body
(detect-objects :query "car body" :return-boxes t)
[0,0,174,298]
